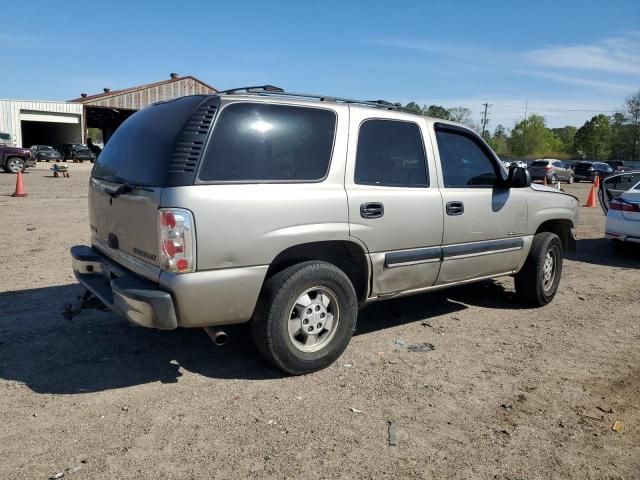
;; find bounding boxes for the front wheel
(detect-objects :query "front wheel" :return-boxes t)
[5,158,25,173]
[251,261,358,375]
[515,232,563,306]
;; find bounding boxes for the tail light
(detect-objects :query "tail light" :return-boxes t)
[544,165,552,170]
[610,199,639,212]
[158,208,196,273]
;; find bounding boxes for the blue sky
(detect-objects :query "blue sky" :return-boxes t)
[2,0,639,129]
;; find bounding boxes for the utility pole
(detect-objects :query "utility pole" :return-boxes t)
[481,102,490,138]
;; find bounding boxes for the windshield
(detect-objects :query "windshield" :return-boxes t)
[41,146,54,151]
[74,144,89,150]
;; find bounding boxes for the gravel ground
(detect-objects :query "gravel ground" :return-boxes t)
[0,163,639,479]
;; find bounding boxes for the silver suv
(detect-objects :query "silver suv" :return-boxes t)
[71,86,579,374]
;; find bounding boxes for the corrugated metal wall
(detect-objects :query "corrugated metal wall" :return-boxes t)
[83,77,215,109]
[0,100,83,147]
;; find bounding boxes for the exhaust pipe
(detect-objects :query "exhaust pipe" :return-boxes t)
[204,327,228,346]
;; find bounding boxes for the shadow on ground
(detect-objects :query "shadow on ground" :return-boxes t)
[569,238,640,268]
[0,278,520,394]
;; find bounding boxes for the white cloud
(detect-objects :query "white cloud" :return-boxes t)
[525,39,640,75]
[514,70,636,93]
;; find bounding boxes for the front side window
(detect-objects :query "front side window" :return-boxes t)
[436,130,498,187]
[354,119,428,187]
[198,103,336,182]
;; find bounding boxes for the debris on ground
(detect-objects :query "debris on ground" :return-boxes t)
[501,403,513,412]
[407,343,435,352]
[388,421,398,446]
[612,420,623,432]
[49,461,85,479]
[421,322,432,328]
[350,407,364,414]
[394,338,407,347]
[596,406,614,414]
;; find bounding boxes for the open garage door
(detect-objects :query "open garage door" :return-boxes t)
[20,111,82,148]
[85,106,136,145]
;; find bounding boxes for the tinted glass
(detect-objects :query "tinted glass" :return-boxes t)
[531,161,549,167]
[198,103,336,182]
[355,120,428,187]
[92,95,209,186]
[553,161,563,167]
[436,130,498,187]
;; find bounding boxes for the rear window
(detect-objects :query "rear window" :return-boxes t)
[198,103,336,182]
[530,161,549,167]
[92,95,210,186]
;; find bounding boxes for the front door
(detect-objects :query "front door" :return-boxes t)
[432,124,528,284]
[345,110,444,297]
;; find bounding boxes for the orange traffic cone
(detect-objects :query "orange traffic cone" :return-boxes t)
[12,170,27,197]
[584,183,597,207]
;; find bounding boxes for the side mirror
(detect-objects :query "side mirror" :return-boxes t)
[508,166,531,188]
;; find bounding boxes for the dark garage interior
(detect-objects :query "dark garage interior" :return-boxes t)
[85,106,136,145]
[21,120,81,148]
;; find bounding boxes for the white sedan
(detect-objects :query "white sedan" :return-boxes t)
[599,171,640,246]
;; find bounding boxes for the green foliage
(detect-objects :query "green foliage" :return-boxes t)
[550,126,577,154]
[403,102,422,113]
[87,128,103,143]
[508,114,560,157]
[424,105,452,120]
[574,114,613,160]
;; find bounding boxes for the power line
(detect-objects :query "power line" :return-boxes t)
[489,103,621,113]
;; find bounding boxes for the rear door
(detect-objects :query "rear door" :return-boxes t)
[345,109,444,297]
[433,124,527,284]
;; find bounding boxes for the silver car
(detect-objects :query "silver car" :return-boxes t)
[71,86,579,374]
[528,159,575,184]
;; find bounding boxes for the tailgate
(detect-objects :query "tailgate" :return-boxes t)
[89,178,162,281]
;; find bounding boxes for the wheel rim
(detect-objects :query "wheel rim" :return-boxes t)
[288,286,340,353]
[8,159,22,172]
[542,250,556,292]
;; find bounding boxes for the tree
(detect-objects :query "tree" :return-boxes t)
[424,105,451,120]
[489,124,509,155]
[625,90,640,161]
[508,114,559,157]
[403,102,422,113]
[610,112,633,160]
[447,107,474,127]
[574,114,613,160]
[550,126,577,154]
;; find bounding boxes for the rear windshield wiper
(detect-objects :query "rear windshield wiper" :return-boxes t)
[105,183,134,198]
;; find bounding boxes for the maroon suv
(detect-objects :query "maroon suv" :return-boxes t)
[0,145,35,173]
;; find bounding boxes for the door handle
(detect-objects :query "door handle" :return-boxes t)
[446,201,464,216]
[360,202,384,219]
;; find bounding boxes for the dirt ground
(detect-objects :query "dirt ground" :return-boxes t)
[0,163,638,480]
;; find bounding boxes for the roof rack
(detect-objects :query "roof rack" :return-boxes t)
[215,85,408,112]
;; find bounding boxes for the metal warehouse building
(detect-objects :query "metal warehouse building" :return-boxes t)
[0,73,216,148]
[0,100,84,148]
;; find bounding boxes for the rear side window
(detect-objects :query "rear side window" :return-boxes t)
[436,130,498,187]
[198,103,336,182]
[355,119,428,187]
[92,95,210,186]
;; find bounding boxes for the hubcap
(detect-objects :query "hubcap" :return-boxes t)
[288,286,339,353]
[542,251,556,291]
[9,159,22,172]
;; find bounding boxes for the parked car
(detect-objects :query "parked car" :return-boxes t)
[60,144,96,163]
[599,171,640,248]
[31,145,62,162]
[70,86,579,374]
[0,132,13,146]
[510,160,527,169]
[1,144,34,173]
[605,160,626,172]
[528,159,575,183]
[574,161,613,182]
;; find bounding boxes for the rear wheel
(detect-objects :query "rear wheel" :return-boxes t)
[515,232,563,306]
[251,261,358,375]
[5,158,25,173]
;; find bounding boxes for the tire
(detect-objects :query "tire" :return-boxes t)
[5,157,25,174]
[251,261,358,375]
[72,153,77,163]
[515,232,563,306]
[567,175,574,184]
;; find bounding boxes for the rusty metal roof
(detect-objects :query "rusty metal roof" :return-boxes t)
[69,75,217,103]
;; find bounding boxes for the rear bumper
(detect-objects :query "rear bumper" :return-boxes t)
[71,245,178,329]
